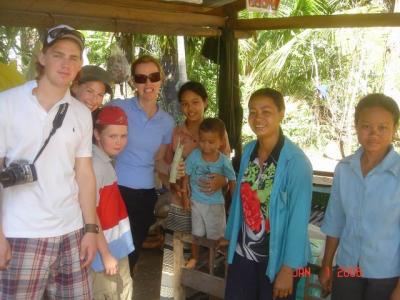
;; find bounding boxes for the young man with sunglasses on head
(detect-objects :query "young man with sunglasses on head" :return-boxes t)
[108,55,175,272]
[0,24,97,299]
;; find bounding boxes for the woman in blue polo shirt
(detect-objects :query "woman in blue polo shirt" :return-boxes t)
[109,55,175,269]
[224,88,313,300]
[319,94,400,300]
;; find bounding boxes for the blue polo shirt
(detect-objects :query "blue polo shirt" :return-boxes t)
[321,146,400,278]
[109,97,175,189]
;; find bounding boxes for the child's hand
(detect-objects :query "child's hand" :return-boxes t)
[102,253,118,276]
[199,173,226,195]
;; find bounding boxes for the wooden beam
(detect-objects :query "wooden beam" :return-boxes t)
[0,9,221,37]
[233,29,255,39]
[235,13,400,31]
[69,0,214,14]
[181,268,225,299]
[0,0,226,28]
[203,0,244,20]
[222,0,246,12]
[68,0,232,17]
[174,231,218,248]
[203,0,238,7]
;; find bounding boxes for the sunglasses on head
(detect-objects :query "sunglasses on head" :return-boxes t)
[45,27,85,47]
[134,72,161,84]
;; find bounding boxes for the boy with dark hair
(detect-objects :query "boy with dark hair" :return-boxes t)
[182,117,236,268]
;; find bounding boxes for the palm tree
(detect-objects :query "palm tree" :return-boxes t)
[239,0,393,156]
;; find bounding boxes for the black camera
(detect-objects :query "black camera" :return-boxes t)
[0,160,37,188]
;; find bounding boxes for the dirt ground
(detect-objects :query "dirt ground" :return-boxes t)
[132,248,163,300]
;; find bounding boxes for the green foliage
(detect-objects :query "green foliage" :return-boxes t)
[82,31,113,67]
[0,26,40,72]
[238,0,395,157]
[0,26,20,64]
[185,37,219,117]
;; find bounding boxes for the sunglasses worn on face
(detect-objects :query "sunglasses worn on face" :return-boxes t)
[134,72,161,84]
[46,27,85,47]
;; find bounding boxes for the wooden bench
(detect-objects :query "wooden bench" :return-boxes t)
[173,231,225,299]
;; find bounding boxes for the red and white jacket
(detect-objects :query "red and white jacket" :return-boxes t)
[91,145,134,272]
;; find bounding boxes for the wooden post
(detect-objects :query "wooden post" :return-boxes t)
[209,246,215,275]
[173,232,185,300]
[217,7,243,169]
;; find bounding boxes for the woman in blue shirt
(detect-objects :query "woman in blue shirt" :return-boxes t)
[109,55,175,269]
[224,88,313,300]
[319,93,400,300]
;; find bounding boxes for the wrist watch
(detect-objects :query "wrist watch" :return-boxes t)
[84,223,99,234]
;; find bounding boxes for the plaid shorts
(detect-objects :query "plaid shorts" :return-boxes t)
[0,229,92,299]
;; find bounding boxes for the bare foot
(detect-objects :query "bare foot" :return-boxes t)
[185,258,197,269]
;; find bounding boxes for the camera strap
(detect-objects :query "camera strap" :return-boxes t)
[33,103,69,163]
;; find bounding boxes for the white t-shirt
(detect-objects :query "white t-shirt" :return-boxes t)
[0,81,93,238]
